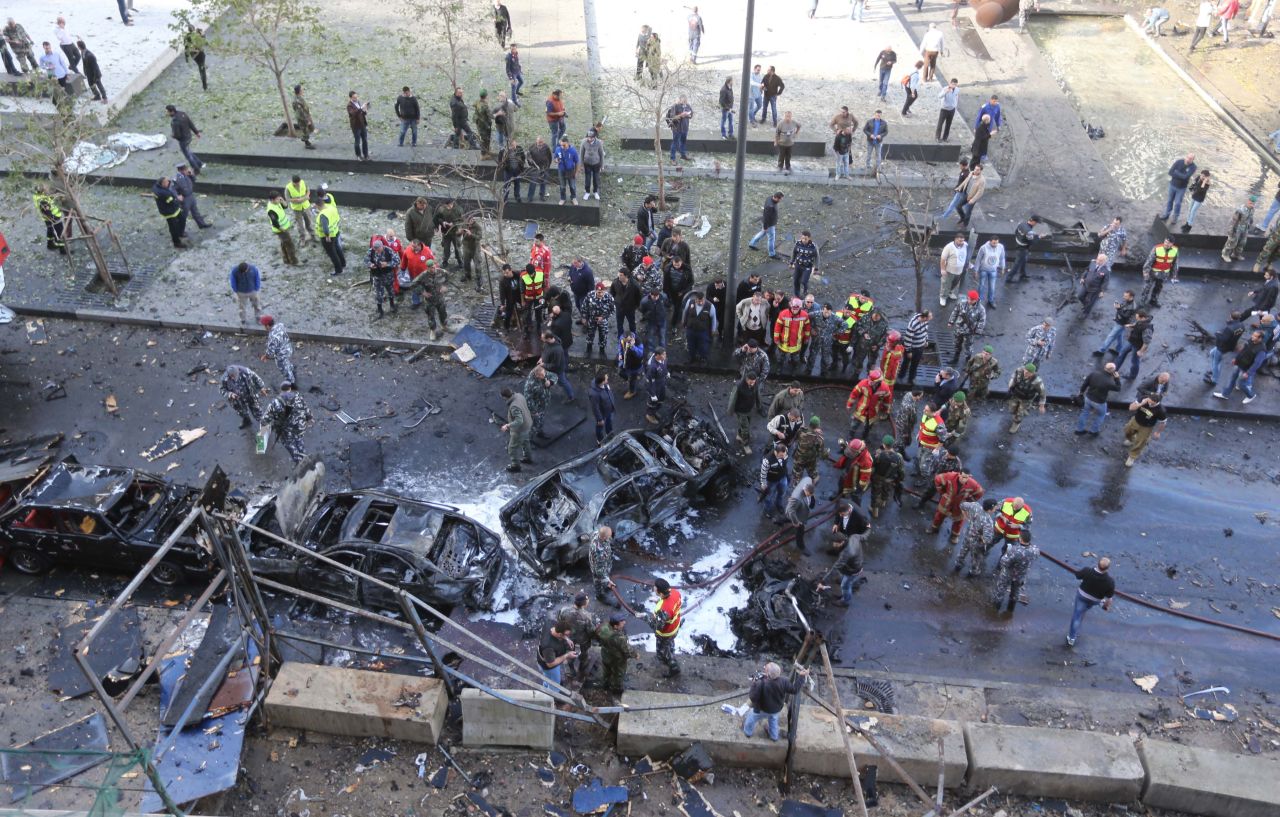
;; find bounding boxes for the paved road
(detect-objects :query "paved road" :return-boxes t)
[1,319,1275,712]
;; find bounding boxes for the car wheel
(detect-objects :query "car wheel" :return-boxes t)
[151,562,185,587]
[9,548,50,576]
[707,473,734,503]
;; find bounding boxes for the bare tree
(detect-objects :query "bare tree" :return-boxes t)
[407,0,487,89]
[615,55,691,211]
[173,0,322,138]
[2,96,123,294]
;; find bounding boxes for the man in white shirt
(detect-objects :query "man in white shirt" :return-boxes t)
[52,16,79,73]
[939,234,969,307]
[971,236,1006,308]
[38,41,69,86]
[920,23,944,82]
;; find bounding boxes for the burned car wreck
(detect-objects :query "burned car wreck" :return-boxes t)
[500,408,736,576]
[0,450,226,586]
[241,463,506,611]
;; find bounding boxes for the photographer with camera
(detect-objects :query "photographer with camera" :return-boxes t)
[743,662,809,741]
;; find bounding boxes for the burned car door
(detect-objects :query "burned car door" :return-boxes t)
[598,481,646,543]
[360,550,428,611]
[631,471,690,527]
[298,548,361,604]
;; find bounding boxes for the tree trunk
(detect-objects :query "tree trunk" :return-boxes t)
[57,174,117,296]
[582,0,605,124]
[274,67,296,138]
[653,121,666,210]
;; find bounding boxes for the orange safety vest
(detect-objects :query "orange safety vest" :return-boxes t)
[917,411,944,450]
[1151,245,1178,275]
[838,445,873,491]
[520,269,546,301]
[847,378,889,422]
[880,344,904,386]
[994,499,1032,540]
[653,589,682,637]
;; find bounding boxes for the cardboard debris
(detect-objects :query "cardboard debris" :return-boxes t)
[105,394,118,413]
[141,428,206,461]
[1168,599,1190,610]
[26,320,48,345]
[1187,703,1238,722]
[1132,674,1159,694]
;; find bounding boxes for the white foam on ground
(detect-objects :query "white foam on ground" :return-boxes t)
[629,539,749,656]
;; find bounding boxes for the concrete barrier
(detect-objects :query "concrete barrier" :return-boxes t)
[1138,738,1280,817]
[965,723,1144,802]
[460,688,555,750]
[264,662,448,744]
[793,708,967,788]
[617,691,787,768]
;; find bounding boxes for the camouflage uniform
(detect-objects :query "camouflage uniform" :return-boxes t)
[265,322,296,385]
[893,392,923,450]
[587,531,615,601]
[582,289,616,353]
[461,219,483,282]
[1020,324,1056,368]
[991,538,1039,611]
[946,301,987,364]
[809,310,839,374]
[635,263,663,296]
[869,446,905,518]
[557,603,600,682]
[367,245,401,313]
[792,426,825,481]
[732,346,771,384]
[1256,225,1280,272]
[595,621,637,693]
[954,500,995,576]
[473,98,494,155]
[523,369,558,436]
[857,313,889,376]
[261,390,313,464]
[219,365,266,427]
[421,265,449,334]
[1006,370,1046,432]
[918,445,956,484]
[943,398,972,440]
[1222,203,1253,262]
[962,351,1001,399]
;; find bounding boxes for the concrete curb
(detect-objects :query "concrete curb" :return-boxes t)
[9,305,1274,423]
[613,693,1280,815]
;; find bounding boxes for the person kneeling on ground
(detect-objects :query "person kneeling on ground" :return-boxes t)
[743,662,810,741]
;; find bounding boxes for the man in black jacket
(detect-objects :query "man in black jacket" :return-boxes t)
[743,662,809,740]
[636,196,658,250]
[448,87,479,149]
[1067,556,1114,646]
[611,269,641,339]
[500,139,526,202]
[497,263,521,330]
[748,192,784,258]
[1074,362,1120,436]
[540,329,575,402]
[395,86,421,147]
[1206,312,1245,384]
[166,104,204,174]
[1094,289,1136,357]
[790,230,820,297]
[683,291,715,364]
[77,40,106,102]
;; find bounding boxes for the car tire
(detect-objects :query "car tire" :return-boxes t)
[151,562,185,586]
[9,547,51,576]
[706,474,734,503]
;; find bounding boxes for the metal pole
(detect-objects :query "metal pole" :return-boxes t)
[397,590,457,697]
[724,0,756,349]
[582,0,605,125]
[818,642,870,817]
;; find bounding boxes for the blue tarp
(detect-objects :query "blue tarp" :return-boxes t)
[451,324,510,378]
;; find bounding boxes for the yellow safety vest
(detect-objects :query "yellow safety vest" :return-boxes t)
[34,193,64,219]
[316,200,341,239]
[1151,245,1178,274]
[284,179,309,211]
[266,201,292,233]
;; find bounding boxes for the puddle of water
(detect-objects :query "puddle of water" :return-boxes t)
[1032,18,1276,204]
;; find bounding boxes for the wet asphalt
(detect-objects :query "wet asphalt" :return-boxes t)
[1,318,1276,711]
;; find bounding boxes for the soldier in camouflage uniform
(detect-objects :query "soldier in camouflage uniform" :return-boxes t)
[587,525,618,606]
[962,345,1001,399]
[992,529,1039,614]
[220,364,267,430]
[732,339,771,401]
[582,282,615,356]
[1006,363,1046,434]
[1020,318,1056,368]
[869,435,905,519]
[260,315,297,386]
[473,90,495,157]
[792,416,826,481]
[946,292,987,364]
[595,612,637,695]
[261,382,313,464]
[523,363,557,438]
[1221,197,1254,263]
[856,310,889,378]
[1254,224,1280,273]
[893,388,925,457]
[557,592,600,685]
[292,85,315,149]
[942,391,971,440]
[809,303,839,375]
[460,216,483,282]
[954,497,996,576]
[367,239,401,319]
[420,260,449,340]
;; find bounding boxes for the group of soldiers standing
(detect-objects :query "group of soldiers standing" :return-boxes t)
[217,316,313,465]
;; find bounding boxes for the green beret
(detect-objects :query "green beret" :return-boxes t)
[952,391,966,402]
[1024,363,1037,373]
[809,416,821,427]
[882,435,896,446]
[983,344,994,354]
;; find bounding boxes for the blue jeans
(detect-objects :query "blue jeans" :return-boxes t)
[1219,367,1255,398]
[1207,347,1224,383]
[720,110,734,137]
[760,96,778,126]
[763,475,790,517]
[645,322,668,352]
[852,0,866,19]
[1097,323,1125,355]
[1114,339,1140,378]
[840,573,862,603]
[1068,593,1099,641]
[1261,198,1280,232]
[178,139,204,172]
[685,328,711,362]
[351,128,368,159]
[1161,184,1186,220]
[556,364,575,399]
[549,120,565,144]
[1075,396,1108,433]
[1009,246,1030,281]
[836,152,850,178]
[878,68,891,98]
[1186,198,1204,226]
[596,412,614,442]
[750,225,776,255]
[117,0,131,23]
[558,170,577,201]
[743,708,781,741]
[542,663,562,690]
[939,190,964,219]
[398,119,418,146]
[749,94,763,122]
[510,73,524,102]
[865,141,885,170]
[792,265,814,297]
[978,268,999,305]
[670,129,689,160]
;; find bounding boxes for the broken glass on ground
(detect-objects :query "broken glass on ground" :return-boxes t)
[1,713,109,802]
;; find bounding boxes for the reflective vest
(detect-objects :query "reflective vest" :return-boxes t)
[266,201,292,233]
[773,309,811,353]
[846,293,874,321]
[34,193,63,220]
[918,411,944,450]
[653,589,682,637]
[847,378,889,422]
[284,179,309,211]
[880,344,904,385]
[520,268,546,301]
[994,499,1032,540]
[316,199,341,238]
[1151,245,1178,275]
[833,312,856,344]
[838,445,873,492]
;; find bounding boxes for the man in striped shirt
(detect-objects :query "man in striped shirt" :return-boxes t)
[902,310,932,384]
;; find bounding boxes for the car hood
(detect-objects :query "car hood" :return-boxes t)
[274,459,326,542]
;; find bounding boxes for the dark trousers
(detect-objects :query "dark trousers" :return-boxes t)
[321,237,346,274]
[503,171,523,201]
[88,77,107,100]
[777,145,792,170]
[615,308,637,337]
[936,108,955,141]
[351,127,368,158]
[583,163,601,194]
[901,88,918,115]
[792,265,813,297]
[685,328,711,362]
[1009,246,1030,281]
[60,44,81,72]
[165,215,185,247]
[1189,26,1207,50]
[905,346,925,382]
[194,57,208,90]
[440,233,462,266]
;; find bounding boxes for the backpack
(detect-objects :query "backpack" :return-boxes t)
[900,73,911,87]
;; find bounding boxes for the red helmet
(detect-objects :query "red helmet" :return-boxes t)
[869,369,883,380]
[887,330,901,343]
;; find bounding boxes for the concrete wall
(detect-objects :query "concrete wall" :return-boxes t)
[1138,738,1280,817]
[964,722,1144,803]
[793,708,966,787]
[264,662,448,744]
[460,688,556,750]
